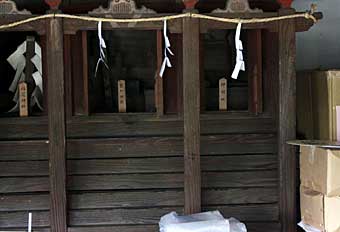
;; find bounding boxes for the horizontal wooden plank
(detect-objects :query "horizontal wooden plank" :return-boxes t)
[67,171,277,191]
[0,117,48,140]
[0,140,48,161]
[0,188,277,212]
[67,134,276,159]
[67,204,277,226]
[201,118,276,135]
[0,177,49,193]
[67,223,281,232]
[68,225,157,232]
[0,161,49,177]
[0,194,49,212]
[67,137,183,159]
[68,207,180,226]
[206,204,279,221]
[66,155,276,175]
[246,222,281,232]
[203,188,278,205]
[66,118,275,138]
[0,211,49,228]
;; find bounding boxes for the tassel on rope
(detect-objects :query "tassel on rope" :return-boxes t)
[231,22,245,80]
[159,20,174,78]
[95,21,109,77]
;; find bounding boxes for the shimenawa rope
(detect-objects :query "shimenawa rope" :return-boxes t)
[0,11,317,30]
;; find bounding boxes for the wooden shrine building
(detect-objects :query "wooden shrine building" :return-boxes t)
[0,0,321,231]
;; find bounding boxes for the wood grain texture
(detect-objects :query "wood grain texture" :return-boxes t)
[155,30,164,116]
[46,17,67,232]
[0,117,48,140]
[65,134,276,159]
[0,188,277,212]
[183,16,201,214]
[66,171,277,191]
[247,29,263,114]
[0,140,48,161]
[278,8,297,232]
[0,177,49,193]
[0,211,50,228]
[66,116,275,138]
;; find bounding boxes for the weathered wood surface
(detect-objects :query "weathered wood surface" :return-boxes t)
[183,16,201,214]
[0,188,277,212]
[0,140,48,160]
[0,15,46,34]
[0,117,48,140]
[66,117,275,138]
[247,29,263,114]
[63,18,183,35]
[0,154,276,176]
[71,31,89,115]
[278,8,297,232]
[46,17,67,232]
[64,171,277,191]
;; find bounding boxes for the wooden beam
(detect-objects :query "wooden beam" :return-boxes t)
[46,17,67,232]
[278,8,296,232]
[183,16,201,214]
[247,29,263,114]
[155,30,164,116]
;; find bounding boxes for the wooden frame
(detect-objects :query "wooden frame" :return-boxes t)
[0,0,322,231]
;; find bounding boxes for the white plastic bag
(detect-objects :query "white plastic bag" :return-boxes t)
[298,221,322,232]
[159,211,247,232]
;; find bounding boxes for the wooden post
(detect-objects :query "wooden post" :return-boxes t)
[155,30,164,116]
[278,8,296,232]
[183,16,201,214]
[46,17,67,232]
[25,36,36,112]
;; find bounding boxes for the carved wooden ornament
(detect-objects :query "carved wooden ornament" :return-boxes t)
[0,0,31,15]
[212,0,262,13]
[89,0,156,15]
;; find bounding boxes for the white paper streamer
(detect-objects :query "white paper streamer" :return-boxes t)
[159,20,174,78]
[33,72,43,93]
[28,212,32,232]
[6,40,44,112]
[231,22,245,80]
[95,21,109,76]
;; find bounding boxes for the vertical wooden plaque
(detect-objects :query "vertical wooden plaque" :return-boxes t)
[118,80,127,113]
[219,78,227,111]
[19,82,28,117]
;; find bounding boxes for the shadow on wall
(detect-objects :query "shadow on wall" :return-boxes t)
[293,0,340,71]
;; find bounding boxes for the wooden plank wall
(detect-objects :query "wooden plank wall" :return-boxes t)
[0,140,50,231]
[0,22,282,232]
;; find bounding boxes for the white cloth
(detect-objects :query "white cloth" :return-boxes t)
[231,22,245,79]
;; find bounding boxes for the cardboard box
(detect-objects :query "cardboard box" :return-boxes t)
[297,70,340,141]
[300,186,340,232]
[300,145,340,197]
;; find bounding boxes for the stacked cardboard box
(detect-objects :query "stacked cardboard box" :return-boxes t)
[298,144,340,232]
[297,70,340,141]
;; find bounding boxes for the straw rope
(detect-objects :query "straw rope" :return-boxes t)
[0,11,317,30]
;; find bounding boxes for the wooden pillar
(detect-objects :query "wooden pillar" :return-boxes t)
[278,8,296,232]
[46,17,67,232]
[183,16,201,214]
